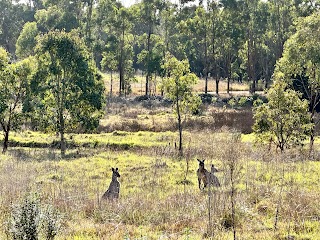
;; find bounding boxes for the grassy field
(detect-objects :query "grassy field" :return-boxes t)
[0,129,320,239]
[0,74,319,239]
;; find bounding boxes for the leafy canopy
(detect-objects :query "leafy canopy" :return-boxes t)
[253,81,312,151]
[162,53,201,115]
[32,30,105,133]
[274,12,320,114]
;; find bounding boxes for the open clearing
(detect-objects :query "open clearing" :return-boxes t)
[0,128,320,239]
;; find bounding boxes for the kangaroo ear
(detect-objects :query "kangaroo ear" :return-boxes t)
[197,159,201,162]
[111,167,114,171]
[203,159,205,162]
[116,167,119,171]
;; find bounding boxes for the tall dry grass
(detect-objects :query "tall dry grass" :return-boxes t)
[0,131,319,239]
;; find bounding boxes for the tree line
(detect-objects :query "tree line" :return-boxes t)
[2,0,320,96]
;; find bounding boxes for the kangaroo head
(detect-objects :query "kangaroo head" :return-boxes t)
[211,164,218,173]
[197,159,205,169]
[111,167,120,179]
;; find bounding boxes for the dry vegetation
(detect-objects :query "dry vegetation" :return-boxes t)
[0,77,319,239]
[0,128,319,239]
[103,72,252,96]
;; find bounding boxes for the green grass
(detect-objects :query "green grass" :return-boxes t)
[7,130,177,149]
[1,131,320,239]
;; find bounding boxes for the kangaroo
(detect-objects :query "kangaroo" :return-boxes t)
[197,159,209,189]
[197,159,221,189]
[208,164,221,187]
[102,167,120,200]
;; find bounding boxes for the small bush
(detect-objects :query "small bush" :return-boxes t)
[7,194,61,240]
[40,205,61,240]
[8,194,40,240]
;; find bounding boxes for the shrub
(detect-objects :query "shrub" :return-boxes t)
[8,193,40,240]
[39,205,61,240]
[7,194,61,240]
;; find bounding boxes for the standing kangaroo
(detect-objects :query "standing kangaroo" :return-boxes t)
[102,167,120,200]
[208,164,221,187]
[197,159,209,189]
[197,159,220,189]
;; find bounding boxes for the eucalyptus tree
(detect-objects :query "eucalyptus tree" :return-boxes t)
[159,2,186,59]
[15,1,81,59]
[95,0,120,68]
[162,53,201,155]
[253,81,311,152]
[184,6,211,93]
[267,0,297,61]
[219,0,245,93]
[246,1,270,90]
[137,34,165,95]
[243,0,259,93]
[0,0,28,54]
[274,12,320,154]
[102,5,135,96]
[0,48,34,153]
[138,0,164,96]
[207,0,222,94]
[32,30,105,157]
[16,22,39,59]
[35,4,80,33]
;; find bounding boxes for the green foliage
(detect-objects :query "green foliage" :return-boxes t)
[0,0,28,54]
[137,34,165,76]
[162,53,201,153]
[0,47,9,70]
[101,6,135,96]
[35,5,79,32]
[8,193,40,240]
[162,54,201,115]
[39,204,61,240]
[0,48,34,152]
[16,22,39,59]
[32,30,105,133]
[253,81,312,151]
[275,12,320,82]
[274,12,320,152]
[7,193,61,240]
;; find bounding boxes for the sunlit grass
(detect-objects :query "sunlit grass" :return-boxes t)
[101,72,250,96]
[1,130,320,239]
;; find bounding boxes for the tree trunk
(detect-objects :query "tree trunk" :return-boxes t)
[2,130,9,154]
[59,108,66,157]
[85,0,93,43]
[60,130,66,158]
[215,78,219,95]
[309,117,315,158]
[119,63,124,96]
[248,26,255,94]
[146,24,152,96]
[176,94,183,156]
[119,20,125,96]
[146,73,150,96]
[205,73,208,94]
[204,30,209,94]
[227,52,231,94]
[110,71,113,96]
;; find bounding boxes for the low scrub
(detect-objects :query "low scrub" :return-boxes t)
[6,193,61,240]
